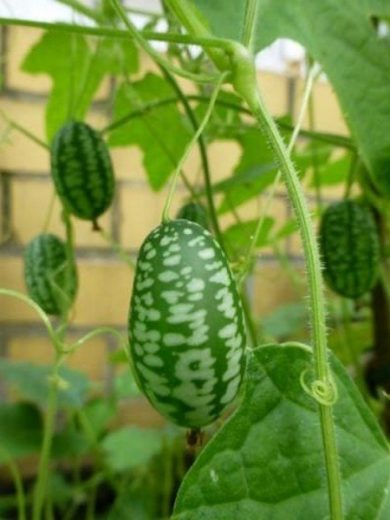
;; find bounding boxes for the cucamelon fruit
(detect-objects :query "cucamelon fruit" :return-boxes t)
[319,200,380,299]
[24,233,78,316]
[176,202,209,230]
[50,121,114,225]
[128,219,246,428]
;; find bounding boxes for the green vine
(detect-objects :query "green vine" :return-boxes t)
[0,2,353,517]
[229,48,343,520]
[162,72,228,222]
[159,0,344,516]
[237,63,320,285]
[159,70,226,250]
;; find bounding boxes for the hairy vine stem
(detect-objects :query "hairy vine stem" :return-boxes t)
[237,63,320,285]
[157,2,344,512]
[233,51,343,519]
[0,3,345,516]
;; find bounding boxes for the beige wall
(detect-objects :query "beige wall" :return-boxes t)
[0,26,348,385]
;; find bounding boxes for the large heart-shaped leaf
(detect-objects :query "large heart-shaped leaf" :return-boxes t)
[108,73,192,190]
[22,31,138,140]
[174,344,390,519]
[190,0,390,195]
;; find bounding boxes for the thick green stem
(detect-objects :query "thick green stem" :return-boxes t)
[164,0,228,70]
[239,71,343,520]
[238,63,319,284]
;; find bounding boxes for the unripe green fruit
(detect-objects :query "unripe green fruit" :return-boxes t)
[128,219,246,428]
[51,121,115,223]
[319,200,380,299]
[176,202,209,229]
[24,233,78,316]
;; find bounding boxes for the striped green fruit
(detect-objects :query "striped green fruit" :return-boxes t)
[319,200,380,299]
[128,219,246,429]
[51,121,114,223]
[24,233,78,316]
[176,202,209,230]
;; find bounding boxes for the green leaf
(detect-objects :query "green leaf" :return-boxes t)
[81,397,116,437]
[191,0,390,196]
[174,344,390,519]
[70,37,139,121]
[309,153,350,187]
[293,142,333,176]
[46,472,75,506]
[218,166,276,214]
[216,126,277,213]
[108,73,192,190]
[213,162,276,213]
[328,319,373,367]
[22,31,90,140]
[107,479,158,520]
[102,426,163,472]
[262,302,308,341]
[52,426,90,459]
[271,218,298,242]
[107,489,152,520]
[0,358,90,409]
[223,217,274,256]
[0,402,42,462]
[113,370,142,400]
[21,32,138,140]
[194,90,243,139]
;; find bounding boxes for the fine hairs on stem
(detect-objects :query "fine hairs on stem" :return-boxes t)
[160,1,343,516]
[237,63,321,285]
[0,1,346,518]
